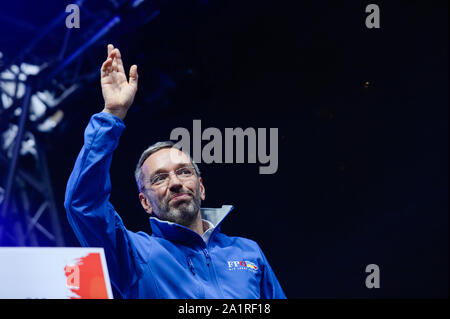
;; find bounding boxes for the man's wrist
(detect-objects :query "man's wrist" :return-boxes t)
[101,107,127,121]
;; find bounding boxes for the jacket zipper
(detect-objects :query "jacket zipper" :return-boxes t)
[203,249,210,267]
[202,247,225,298]
[187,257,195,276]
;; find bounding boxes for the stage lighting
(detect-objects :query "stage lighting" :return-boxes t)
[37,110,64,132]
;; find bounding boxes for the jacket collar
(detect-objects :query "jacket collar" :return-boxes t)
[149,205,234,246]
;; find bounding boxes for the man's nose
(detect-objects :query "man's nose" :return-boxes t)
[167,172,183,192]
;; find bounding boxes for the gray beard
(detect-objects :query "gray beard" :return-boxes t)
[152,191,201,227]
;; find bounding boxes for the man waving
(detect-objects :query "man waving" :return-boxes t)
[64,44,286,299]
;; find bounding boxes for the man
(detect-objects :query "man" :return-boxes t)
[64,44,286,299]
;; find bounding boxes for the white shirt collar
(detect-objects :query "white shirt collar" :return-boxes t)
[201,219,215,243]
[199,205,233,244]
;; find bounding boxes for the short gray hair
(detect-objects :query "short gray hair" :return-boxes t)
[135,141,201,192]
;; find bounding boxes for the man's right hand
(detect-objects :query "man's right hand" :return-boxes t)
[101,44,138,120]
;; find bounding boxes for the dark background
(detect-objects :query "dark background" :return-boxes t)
[0,0,448,298]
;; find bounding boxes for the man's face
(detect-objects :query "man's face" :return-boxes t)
[139,148,205,227]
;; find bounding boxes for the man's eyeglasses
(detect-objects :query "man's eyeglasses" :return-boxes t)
[148,166,197,187]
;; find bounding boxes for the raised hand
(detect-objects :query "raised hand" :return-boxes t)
[101,44,138,120]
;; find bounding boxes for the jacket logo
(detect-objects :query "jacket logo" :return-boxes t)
[227,260,258,272]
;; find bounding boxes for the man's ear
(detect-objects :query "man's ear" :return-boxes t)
[199,177,206,201]
[139,192,153,215]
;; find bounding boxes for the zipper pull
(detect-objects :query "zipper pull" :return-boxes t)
[187,257,195,276]
[203,249,211,267]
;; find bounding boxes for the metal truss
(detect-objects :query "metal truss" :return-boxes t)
[0,85,65,245]
[0,0,161,246]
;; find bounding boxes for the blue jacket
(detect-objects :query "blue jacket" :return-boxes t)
[64,112,286,299]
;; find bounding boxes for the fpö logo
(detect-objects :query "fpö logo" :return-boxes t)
[227,260,259,272]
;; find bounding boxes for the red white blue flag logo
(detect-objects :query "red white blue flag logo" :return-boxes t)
[227,260,259,272]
